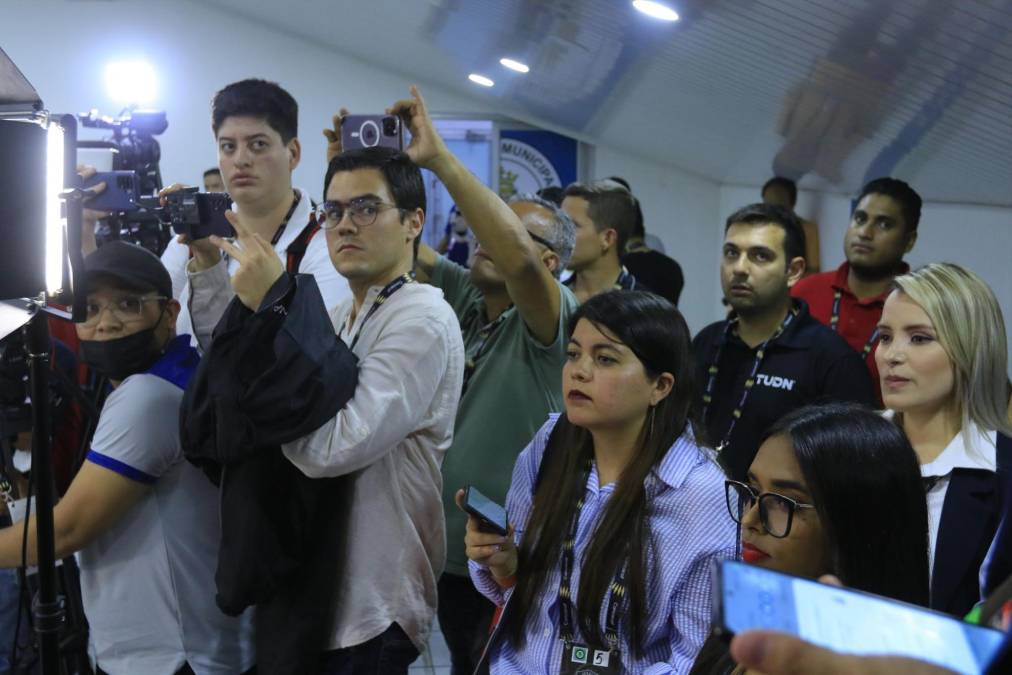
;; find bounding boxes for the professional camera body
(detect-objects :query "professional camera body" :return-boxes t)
[78,108,172,254]
[77,109,233,254]
[79,108,166,195]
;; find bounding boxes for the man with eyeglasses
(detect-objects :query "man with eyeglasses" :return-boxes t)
[0,241,254,674]
[365,88,581,674]
[188,131,464,672]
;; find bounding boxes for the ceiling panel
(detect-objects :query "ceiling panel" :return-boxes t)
[203,0,1012,206]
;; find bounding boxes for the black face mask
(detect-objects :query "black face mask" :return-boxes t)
[80,327,163,382]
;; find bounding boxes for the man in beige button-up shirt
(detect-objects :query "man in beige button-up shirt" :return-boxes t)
[187,128,464,672]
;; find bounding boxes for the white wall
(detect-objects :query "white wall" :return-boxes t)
[2,0,727,333]
[1,0,495,200]
[720,185,1012,367]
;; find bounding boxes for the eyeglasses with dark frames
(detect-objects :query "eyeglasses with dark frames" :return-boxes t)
[320,198,406,230]
[725,479,816,538]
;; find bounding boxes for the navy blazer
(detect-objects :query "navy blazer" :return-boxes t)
[983,432,1012,597]
[932,465,1001,616]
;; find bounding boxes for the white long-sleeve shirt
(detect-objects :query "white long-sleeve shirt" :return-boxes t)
[187,265,465,652]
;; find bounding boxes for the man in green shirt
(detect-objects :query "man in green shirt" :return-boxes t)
[396,87,579,674]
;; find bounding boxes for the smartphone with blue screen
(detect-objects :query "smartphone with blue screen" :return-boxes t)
[713,559,1006,675]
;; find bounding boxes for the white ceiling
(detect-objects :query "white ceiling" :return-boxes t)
[204,0,1012,206]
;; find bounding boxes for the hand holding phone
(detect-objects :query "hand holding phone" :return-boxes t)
[457,487,516,581]
[340,114,404,152]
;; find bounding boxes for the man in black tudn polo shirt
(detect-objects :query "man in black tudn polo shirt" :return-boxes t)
[693,203,876,480]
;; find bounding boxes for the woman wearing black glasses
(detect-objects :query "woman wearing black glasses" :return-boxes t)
[690,403,929,675]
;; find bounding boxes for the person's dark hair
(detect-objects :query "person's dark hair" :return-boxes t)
[724,203,806,267]
[324,146,426,258]
[507,291,703,658]
[563,181,638,255]
[761,176,797,207]
[535,185,564,206]
[765,403,930,606]
[211,79,298,143]
[203,167,221,178]
[857,177,922,233]
[605,176,646,241]
[606,176,632,191]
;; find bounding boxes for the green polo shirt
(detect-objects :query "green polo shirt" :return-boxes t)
[431,257,578,576]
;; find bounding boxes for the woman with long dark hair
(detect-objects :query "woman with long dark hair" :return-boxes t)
[690,403,930,674]
[461,291,736,673]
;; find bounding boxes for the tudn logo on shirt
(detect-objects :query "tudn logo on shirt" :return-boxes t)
[755,374,796,391]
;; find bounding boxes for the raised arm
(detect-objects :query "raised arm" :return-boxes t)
[390,87,563,346]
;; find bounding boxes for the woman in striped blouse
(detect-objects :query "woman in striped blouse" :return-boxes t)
[461,290,736,674]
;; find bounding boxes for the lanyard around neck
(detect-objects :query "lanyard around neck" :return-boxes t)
[702,306,799,453]
[830,289,879,359]
[557,460,627,648]
[347,272,415,351]
[269,190,303,246]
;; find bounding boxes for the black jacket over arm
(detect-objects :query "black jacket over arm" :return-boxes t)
[180,273,359,675]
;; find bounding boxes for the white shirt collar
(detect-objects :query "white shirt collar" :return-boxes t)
[921,422,996,477]
[883,411,998,477]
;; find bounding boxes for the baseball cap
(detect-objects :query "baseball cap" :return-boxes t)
[82,241,173,300]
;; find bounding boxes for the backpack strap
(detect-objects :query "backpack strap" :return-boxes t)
[285,211,322,274]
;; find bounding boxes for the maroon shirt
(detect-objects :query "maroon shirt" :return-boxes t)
[791,261,908,406]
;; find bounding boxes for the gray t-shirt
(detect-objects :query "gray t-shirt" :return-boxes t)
[81,373,254,675]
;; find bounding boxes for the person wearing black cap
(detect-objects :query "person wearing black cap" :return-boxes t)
[0,241,254,674]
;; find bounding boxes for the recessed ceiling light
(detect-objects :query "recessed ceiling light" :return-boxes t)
[632,0,680,21]
[499,58,530,73]
[468,73,495,87]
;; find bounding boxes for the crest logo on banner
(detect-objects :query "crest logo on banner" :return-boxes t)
[499,138,561,199]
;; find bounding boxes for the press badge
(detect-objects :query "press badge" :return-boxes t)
[559,640,622,675]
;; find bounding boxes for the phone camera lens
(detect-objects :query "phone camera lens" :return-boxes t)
[382,116,398,136]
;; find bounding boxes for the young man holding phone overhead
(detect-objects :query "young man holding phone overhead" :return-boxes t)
[337,87,581,675]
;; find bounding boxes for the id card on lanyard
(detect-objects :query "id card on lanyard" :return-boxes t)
[557,462,626,675]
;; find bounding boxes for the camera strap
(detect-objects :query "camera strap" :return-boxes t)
[285,212,322,274]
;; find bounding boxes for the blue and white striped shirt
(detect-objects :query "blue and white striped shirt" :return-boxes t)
[470,414,736,674]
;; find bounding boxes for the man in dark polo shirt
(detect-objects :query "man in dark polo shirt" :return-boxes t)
[694,203,876,480]
[792,178,921,404]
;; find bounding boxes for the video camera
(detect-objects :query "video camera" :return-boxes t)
[77,108,171,254]
[76,109,233,253]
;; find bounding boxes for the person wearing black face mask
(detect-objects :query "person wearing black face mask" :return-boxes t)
[0,241,255,675]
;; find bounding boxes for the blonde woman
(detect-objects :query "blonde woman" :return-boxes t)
[876,262,1012,616]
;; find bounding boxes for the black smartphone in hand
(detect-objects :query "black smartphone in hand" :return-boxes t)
[463,485,508,536]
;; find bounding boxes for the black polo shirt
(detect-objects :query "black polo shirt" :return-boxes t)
[692,299,876,480]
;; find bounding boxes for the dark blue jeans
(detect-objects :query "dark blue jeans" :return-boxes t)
[318,623,418,675]
[0,568,31,675]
